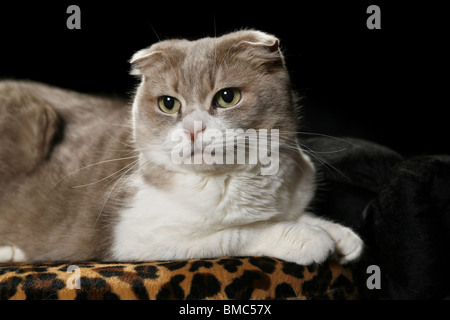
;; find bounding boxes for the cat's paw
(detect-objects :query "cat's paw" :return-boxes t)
[288,225,336,265]
[0,245,27,263]
[328,226,364,264]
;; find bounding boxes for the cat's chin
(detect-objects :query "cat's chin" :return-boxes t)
[160,160,255,176]
[163,162,255,176]
[145,150,255,175]
[179,163,255,175]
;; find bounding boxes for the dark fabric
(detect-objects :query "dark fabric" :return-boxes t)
[304,136,450,299]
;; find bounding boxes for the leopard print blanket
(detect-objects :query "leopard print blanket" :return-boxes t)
[0,257,360,300]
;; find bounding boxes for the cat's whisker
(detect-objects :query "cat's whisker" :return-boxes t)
[211,17,218,81]
[71,159,140,189]
[193,135,349,180]
[286,130,355,146]
[296,144,350,182]
[111,160,144,196]
[120,162,144,188]
[277,154,306,174]
[95,159,141,227]
[101,121,132,129]
[104,131,135,149]
[276,132,352,177]
[146,20,161,42]
[49,155,139,191]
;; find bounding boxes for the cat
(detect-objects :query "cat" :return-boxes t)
[0,30,363,264]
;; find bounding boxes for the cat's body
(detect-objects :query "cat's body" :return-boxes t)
[0,81,131,260]
[0,30,363,264]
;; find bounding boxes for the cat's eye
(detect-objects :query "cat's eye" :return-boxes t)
[158,96,181,114]
[214,88,241,108]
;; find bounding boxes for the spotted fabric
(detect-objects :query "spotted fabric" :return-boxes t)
[0,257,359,300]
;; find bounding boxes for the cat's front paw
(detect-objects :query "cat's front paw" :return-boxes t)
[285,225,335,265]
[329,226,364,264]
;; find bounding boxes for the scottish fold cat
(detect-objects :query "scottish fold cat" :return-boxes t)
[0,30,363,264]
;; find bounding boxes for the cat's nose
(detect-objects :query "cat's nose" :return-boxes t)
[190,124,206,141]
[184,120,206,141]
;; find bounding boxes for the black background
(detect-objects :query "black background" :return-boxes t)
[0,1,448,156]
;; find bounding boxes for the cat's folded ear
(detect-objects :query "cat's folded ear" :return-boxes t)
[230,30,284,68]
[129,48,163,76]
[235,30,280,53]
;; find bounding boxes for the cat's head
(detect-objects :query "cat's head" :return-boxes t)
[130,30,298,175]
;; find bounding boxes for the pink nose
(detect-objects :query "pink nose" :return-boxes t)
[190,126,205,141]
[185,120,205,141]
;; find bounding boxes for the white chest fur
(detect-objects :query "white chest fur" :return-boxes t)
[111,162,315,261]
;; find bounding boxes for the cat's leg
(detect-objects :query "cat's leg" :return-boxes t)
[0,81,60,181]
[299,214,364,264]
[243,221,336,265]
[241,214,363,265]
[0,245,27,263]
